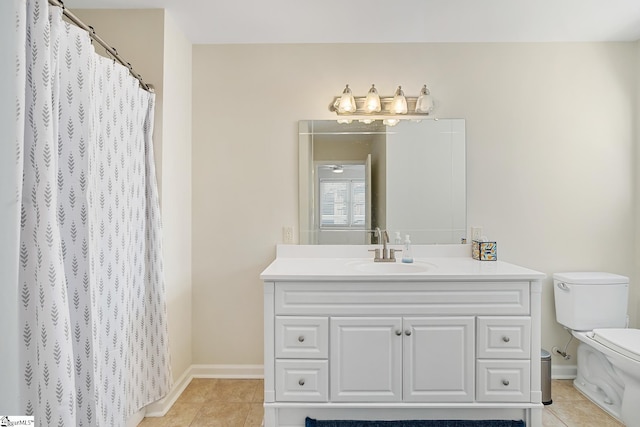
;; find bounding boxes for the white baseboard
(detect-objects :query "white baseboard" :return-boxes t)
[143,366,194,417]
[552,364,577,379]
[126,409,145,427]
[142,364,264,418]
[190,364,264,379]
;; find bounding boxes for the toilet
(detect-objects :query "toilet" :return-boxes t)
[553,272,640,426]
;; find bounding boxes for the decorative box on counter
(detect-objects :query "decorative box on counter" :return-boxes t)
[472,240,497,261]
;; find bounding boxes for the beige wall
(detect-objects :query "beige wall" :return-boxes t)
[192,43,638,367]
[161,12,193,383]
[75,9,193,382]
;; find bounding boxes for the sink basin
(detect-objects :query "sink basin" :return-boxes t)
[348,260,433,274]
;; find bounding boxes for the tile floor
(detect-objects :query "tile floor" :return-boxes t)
[543,380,624,427]
[138,378,264,427]
[139,378,624,427]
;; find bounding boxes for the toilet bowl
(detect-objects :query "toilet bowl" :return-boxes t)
[553,272,640,426]
[572,329,640,424]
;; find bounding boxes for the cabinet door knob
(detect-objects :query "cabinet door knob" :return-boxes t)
[502,336,510,343]
[502,379,510,386]
[298,379,305,386]
[298,336,305,343]
[405,330,412,336]
[395,330,402,336]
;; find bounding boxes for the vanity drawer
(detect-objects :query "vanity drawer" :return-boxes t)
[477,317,531,359]
[275,359,328,402]
[476,360,531,402]
[275,282,530,316]
[276,316,328,359]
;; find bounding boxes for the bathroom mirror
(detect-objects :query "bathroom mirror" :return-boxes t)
[299,119,466,245]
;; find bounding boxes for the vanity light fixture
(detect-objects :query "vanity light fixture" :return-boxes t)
[330,84,434,120]
[415,84,434,114]
[390,86,408,114]
[364,84,381,113]
[337,84,357,114]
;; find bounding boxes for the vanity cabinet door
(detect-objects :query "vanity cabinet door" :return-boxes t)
[403,317,475,402]
[330,317,403,402]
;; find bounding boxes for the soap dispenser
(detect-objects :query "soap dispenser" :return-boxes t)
[402,234,414,263]
[394,232,402,245]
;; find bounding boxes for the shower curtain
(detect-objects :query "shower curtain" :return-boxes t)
[16,0,172,425]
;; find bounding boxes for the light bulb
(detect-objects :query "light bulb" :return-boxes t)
[364,84,381,113]
[415,85,434,114]
[337,84,357,114]
[390,86,407,114]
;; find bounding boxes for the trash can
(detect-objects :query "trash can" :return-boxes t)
[541,349,552,405]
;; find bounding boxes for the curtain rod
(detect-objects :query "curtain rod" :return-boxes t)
[48,0,153,92]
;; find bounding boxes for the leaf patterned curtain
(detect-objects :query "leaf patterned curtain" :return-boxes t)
[17,1,172,425]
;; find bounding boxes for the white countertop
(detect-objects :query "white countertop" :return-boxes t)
[260,245,545,282]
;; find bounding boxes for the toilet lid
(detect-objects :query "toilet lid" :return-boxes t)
[592,329,640,362]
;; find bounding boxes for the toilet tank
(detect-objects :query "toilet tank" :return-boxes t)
[553,272,629,331]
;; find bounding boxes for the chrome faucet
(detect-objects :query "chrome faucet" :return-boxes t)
[371,227,399,262]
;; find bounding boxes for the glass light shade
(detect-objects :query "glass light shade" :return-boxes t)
[383,118,400,126]
[390,86,408,114]
[337,84,357,114]
[364,84,381,113]
[337,118,353,124]
[415,85,434,114]
[359,118,375,124]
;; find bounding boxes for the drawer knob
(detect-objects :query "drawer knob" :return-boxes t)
[405,330,412,336]
[502,336,511,343]
[395,330,402,336]
[298,379,305,386]
[298,336,305,343]
[502,379,510,386]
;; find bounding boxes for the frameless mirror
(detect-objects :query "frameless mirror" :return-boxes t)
[299,119,466,244]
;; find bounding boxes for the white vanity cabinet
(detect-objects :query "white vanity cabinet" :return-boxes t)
[261,253,544,427]
[329,316,474,403]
